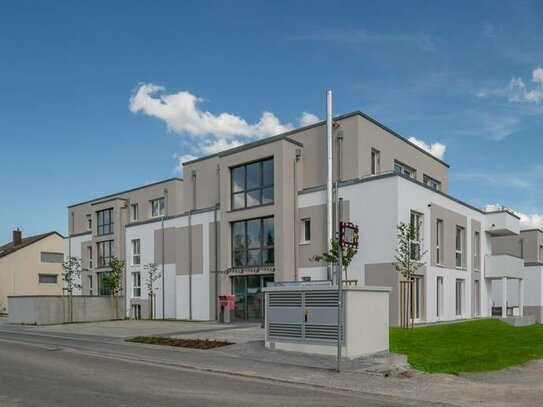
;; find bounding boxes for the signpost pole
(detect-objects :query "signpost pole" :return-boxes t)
[336,197,343,372]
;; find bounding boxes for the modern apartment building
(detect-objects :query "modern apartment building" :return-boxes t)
[0,229,64,314]
[491,229,543,321]
[68,109,527,325]
[65,178,184,319]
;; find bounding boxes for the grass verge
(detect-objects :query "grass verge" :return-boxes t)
[127,336,233,350]
[390,319,543,374]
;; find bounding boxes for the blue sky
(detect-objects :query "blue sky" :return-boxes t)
[1,0,543,242]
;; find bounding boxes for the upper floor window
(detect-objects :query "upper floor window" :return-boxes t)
[410,211,423,261]
[131,239,141,265]
[474,231,481,271]
[131,204,139,221]
[87,214,92,230]
[371,149,381,175]
[97,240,114,268]
[88,246,93,269]
[231,158,274,210]
[151,198,165,217]
[456,226,464,268]
[97,208,113,236]
[539,245,543,262]
[301,218,311,244]
[423,175,441,191]
[394,160,416,179]
[232,217,274,267]
[39,274,58,284]
[132,272,141,297]
[436,219,443,265]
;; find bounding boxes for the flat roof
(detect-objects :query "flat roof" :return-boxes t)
[182,110,450,168]
[68,177,182,208]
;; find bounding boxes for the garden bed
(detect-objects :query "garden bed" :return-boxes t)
[127,336,233,350]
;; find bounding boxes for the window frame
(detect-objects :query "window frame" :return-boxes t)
[132,271,141,298]
[97,240,114,269]
[150,198,165,218]
[410,211,423,261]
[96,208,114,236]
[394,160,416,179]
[131,239,141,266]
[88,246,93,269]
[131,203,139,221]
[38,274,58,284]
[455,279,464,316]
[436,219,443,265]
[371,148,380,175]
[423,174,441,191]
[455,226,464,269]
[474,231,481,271]
[231,216,274,268]
[231,158,274,210]
[300,218,311,244]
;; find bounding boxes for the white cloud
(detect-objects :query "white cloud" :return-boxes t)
[477,67,543,105]
[517,212,543,229]
[407,136,446,160]
[129,83,294,138]
[299,112,320,127]
[130,84,320,173]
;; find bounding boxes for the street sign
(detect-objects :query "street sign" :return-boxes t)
[340,222,359,249]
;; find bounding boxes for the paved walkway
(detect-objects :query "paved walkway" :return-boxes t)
[3,320,543,406]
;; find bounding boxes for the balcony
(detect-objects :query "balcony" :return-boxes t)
[483,205,520,236]
[485,254,524,279]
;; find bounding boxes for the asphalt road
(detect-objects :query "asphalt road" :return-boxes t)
[0,328,410,407]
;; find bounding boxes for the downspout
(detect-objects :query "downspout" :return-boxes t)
[214,164,220,320]
[162,188,168,319]
[121,200,129,319]
[69,211,74,322]
[335,131,343,282]
[326,90,333,280]
[189,170,197,320]
[293,148,301,281]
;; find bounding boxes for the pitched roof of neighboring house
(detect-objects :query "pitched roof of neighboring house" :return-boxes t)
[0,232,64,259]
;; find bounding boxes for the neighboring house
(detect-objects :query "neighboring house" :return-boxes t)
[0,229,64,314]
[67,110,525,325]
[491,229,543,322]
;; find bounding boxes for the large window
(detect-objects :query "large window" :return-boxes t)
[97,208,114,236]
[151,198,165,217]
[455,226,464,268]
[231,158,274,210]
[131,239,141,265]
[97,240,114,268]
[455,279,464,316]
[97,272,110,296]
[410,211,423,261]
[436,219,443,265]
[232,217,274,267]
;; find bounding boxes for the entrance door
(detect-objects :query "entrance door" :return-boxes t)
[232,275,274,321]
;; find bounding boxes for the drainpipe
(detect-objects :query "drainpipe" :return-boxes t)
[215,164,220,320]
[69,211,74,322]
[293,148,302,281]
[189,170,197,320]
[162,188,168,319]
[326,90,333,280]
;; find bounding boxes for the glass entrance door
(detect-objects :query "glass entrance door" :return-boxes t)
[232,274,274,321]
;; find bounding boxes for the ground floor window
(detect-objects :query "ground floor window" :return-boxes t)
[474,280,480,317]
[232,274,274,321]
[436,277,443,318]
[413,275,423,320]
[456,279,464,316]
[132,304,141,320]
[97,272,111,296]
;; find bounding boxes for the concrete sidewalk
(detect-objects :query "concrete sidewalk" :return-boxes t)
[3,320,542,407]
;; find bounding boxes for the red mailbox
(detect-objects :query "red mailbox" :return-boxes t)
[218,295,235,322]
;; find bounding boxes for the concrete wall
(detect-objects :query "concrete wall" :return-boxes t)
[8,295,124,325]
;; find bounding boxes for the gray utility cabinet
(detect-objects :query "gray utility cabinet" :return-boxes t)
[265,287,344,344]
[264,285,391,358]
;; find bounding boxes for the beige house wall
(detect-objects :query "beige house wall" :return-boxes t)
[492,230,543,262]
[0,234,64,314]
[430,203,468,269]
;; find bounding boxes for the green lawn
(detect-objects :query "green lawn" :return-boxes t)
[389,319,543,374]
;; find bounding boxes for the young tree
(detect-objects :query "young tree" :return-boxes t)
[61,256,83,294]
[144,263,161,319]
[102,257,124,296]
[310,239,358,282]
[61,256,83,323]
[395,219,427,328]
